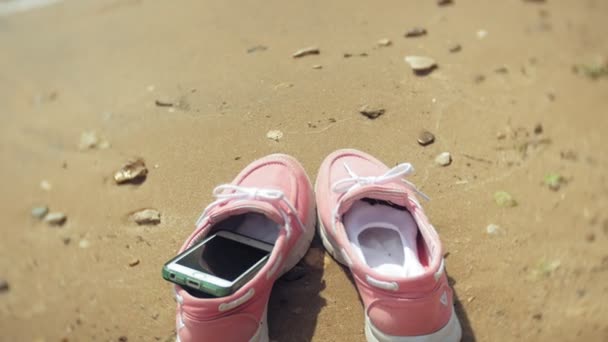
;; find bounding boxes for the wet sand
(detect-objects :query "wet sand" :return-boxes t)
[1,0,607,341]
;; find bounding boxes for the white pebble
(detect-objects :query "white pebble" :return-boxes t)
[476,30,488,39]
[40,180,52,191]
[435,152,452,166]
[486,224,500,235]
[266,130,283,142]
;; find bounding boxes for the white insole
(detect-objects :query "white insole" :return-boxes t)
[344,200,424,278]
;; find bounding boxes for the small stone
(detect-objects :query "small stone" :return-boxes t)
[476,30,488,39]
[0,279,9,293]
[40,180,52,191]
[437,0,453,5]
[246,45,268,53]
[377,38,392,47]
[78,239,90,249]
[474,74,486,83]
[560,150,578,161]
[154,99,173,107]
[486,224,501,235]
[62,237,71,245]
[118,336,128,342]
[128,258,140,267]
[130,209,161,225]
[532,313,543,320]
[405,27,427,38]
[494,191,517,207]
[544,173,565,191]
[78,131,110,150]
[266,130,284,142]
[585,233,595,242]
[312,64,323,69]
[304,248,324,269]
[435,152,452,166]
[292,47,320,58]
[359,105,385,119]
[44,212,67,226]
[495,66,509,74]
[534,123,543,134]
[496,132,507,140]
[114,158,148,184]
[31,206,49,219]
[467,296,475,303]
[448,44,462,53]
[417,130,435,146]
[404,56,437,73]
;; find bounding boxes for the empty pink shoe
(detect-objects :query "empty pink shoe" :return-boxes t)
[315,149,462,342]
[173,154,316,342]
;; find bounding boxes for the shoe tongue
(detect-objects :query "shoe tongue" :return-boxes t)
[337,184,411,216]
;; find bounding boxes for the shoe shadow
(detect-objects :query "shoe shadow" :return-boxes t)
[268,235,327,342]
[448,275,477,342]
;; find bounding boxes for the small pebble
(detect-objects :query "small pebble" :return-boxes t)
[417,130,435,146]
[544,173,565,191]
[534,123,543,134]
[494,191,517,207]
[130,209,161,225]
[585,233,595,242]
[0,279,9,293]
[532,313,543,321]
[118,336,128,342]
[155,99,173,107]
[359,105,385,119]
[404,56,437,73]
[266,130,284,142]
[31,206,49,219]
[474,74,486,83]
[467,296,476,303]
[78,131,110,150]
[128,258,140,267]
[40,180,52,191]
[486,224,501,235]
[114,158,148,184]
[377,38,392,47]
[476,30,488,39]
[448,44,462,53]
[435,152,452,166]
[79,239,90,249]
[44,212,67,226]
[312,64,323,69]
[246,45,268,53]
[405,27,427,38]
[292,47,320,58]
[495,66,509,74]
[560,150,578,161]
[437,0,453,5]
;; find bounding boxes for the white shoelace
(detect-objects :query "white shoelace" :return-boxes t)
[330,162,429,232]
[194,184,304,239]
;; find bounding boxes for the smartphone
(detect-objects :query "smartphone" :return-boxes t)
[162,230,273,297]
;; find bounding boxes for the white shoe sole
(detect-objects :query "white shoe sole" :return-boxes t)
[318,212,462,342]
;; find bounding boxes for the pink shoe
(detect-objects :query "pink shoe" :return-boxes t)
[315,149,462,342]
[173,154,316,342]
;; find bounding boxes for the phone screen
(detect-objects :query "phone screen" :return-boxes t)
[176,234,269,281]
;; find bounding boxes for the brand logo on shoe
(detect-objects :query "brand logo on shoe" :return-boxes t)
[440,291,448,306]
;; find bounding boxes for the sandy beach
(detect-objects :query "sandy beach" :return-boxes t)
[1,0,607,341]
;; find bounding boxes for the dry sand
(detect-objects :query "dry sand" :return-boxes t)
[1,0,607,341]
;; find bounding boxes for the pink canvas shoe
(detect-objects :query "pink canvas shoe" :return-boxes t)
[173,154,316,342]
[315,149,462,342]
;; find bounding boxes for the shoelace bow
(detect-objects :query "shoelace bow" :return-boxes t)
[195,184,304,239]
[331,162,429,201]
